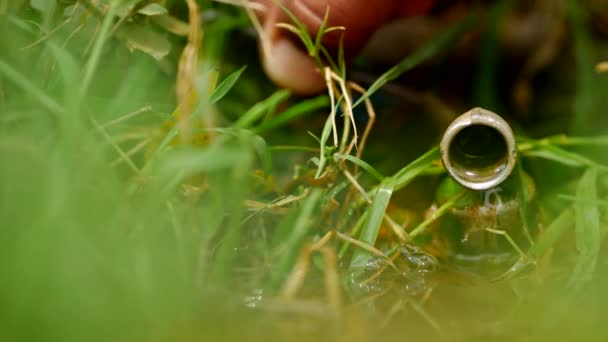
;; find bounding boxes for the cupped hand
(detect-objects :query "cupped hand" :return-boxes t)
[254,0,435,94]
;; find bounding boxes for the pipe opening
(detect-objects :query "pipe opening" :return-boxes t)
[440,108,516,190]
[447,125,509,184]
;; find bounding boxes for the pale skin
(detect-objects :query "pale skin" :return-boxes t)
[252,0,435,94]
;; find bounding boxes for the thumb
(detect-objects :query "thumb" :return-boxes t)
[257,0,434,94]
[257,0,401,95]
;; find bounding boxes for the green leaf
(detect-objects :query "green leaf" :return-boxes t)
[350,177,395,268]
[209,65,247,103]
[137,3,168,16]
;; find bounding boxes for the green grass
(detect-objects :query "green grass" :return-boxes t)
[2,1,608,341]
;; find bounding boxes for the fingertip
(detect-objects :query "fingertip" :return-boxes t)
[261,37,326,95]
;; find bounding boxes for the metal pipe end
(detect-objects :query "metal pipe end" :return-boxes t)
[440,108,517,190]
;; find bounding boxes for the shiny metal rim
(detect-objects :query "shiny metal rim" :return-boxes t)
[440,107,517,190]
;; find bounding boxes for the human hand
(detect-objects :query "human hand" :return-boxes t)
[254,0,435,94]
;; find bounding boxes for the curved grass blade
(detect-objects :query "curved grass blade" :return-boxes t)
[568,168,600,290]
[334,153,384,182]
[392,146,441,191]
[253,95,328,133]
[209,65,247,103]
[234,89,290,129]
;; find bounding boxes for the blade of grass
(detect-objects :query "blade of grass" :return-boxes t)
[156,146,247,180]
[234,89,290,129]
[558,194,608,207]
[528,207,575,259]
[139,119,181,174]
[271,0,312,49]
[209,65,247,103]
[392,146,441,191]
[516,162,534,245]
[267,188,323,293]
[321,177,351,209]
[350,177,395,268]
[269,145,318,153]
[0,59,63,116]
[46,45,81,114]
[522,144,608,171]
[253,95,329,133]
[338,211,368,259]
[334,154,384,182]
[517,135,608,150]
[355,147,441,209]
[554,135,608,146]
[81,0,118,99]
[314,113,334,179]
[312,5,332,56]
[209,153,253,285]
[568,168,600,290]
[409,191,465,238]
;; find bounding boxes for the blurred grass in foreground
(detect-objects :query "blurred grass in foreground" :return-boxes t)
[1,1,608,341]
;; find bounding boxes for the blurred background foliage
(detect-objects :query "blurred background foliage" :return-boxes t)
[1,0,608,341]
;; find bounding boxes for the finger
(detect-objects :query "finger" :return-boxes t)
[258,3,326,94]
[261,27,327,94]
[255,0,435,94]
[282,0,400,53]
